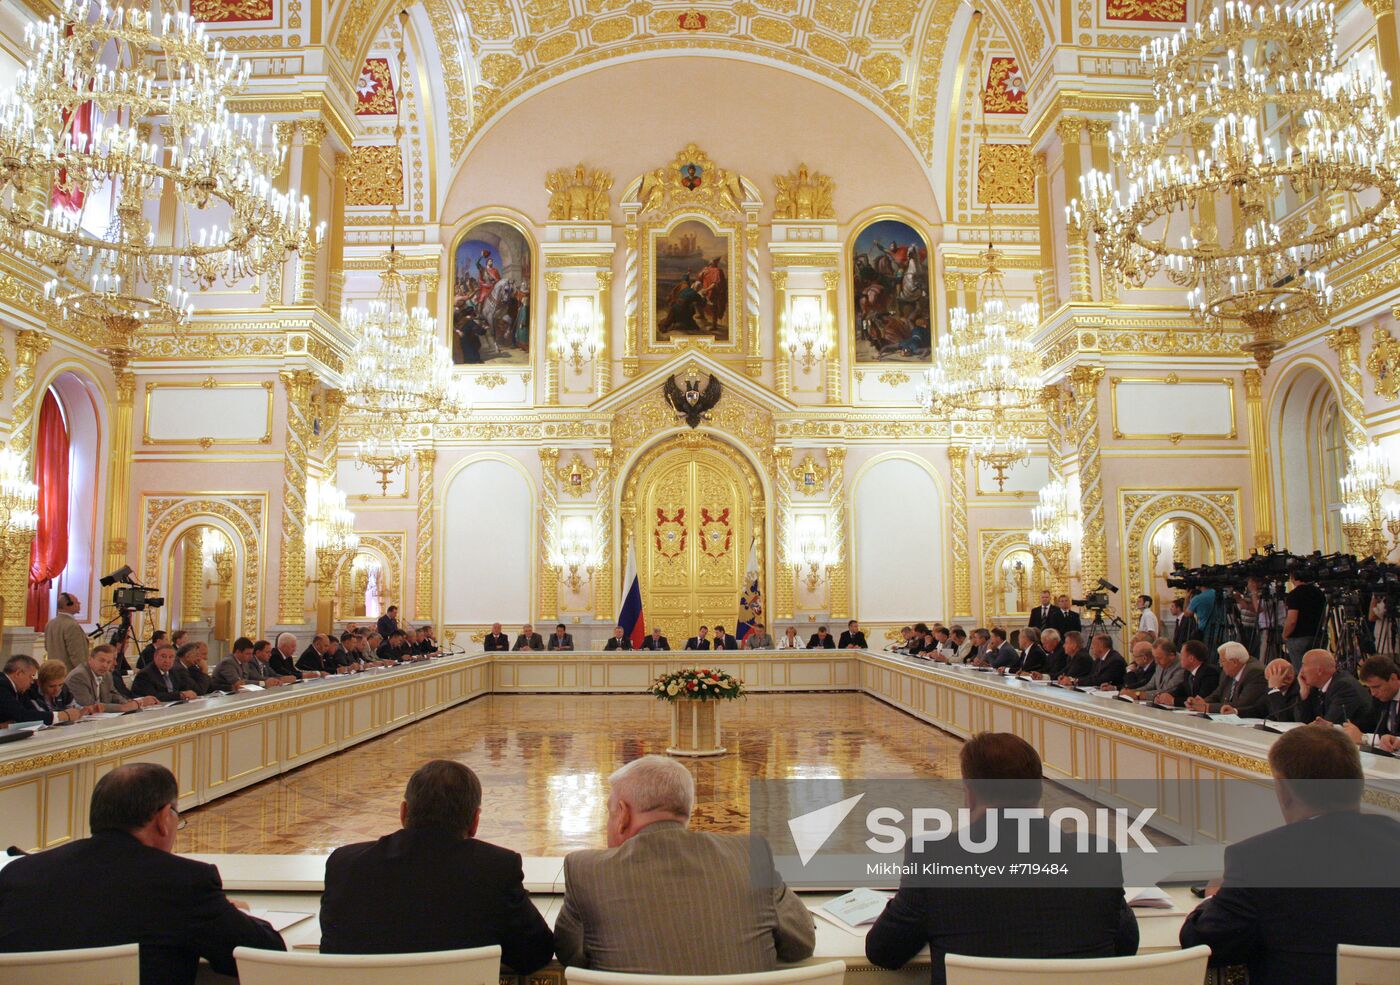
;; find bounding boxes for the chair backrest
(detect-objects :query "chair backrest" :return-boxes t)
[1337,944,1400,985]
[944,945,1210,985]
[0,943,140,985]
[232,944,501,985]
[566,959,847,985]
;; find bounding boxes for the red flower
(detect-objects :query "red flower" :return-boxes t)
[687,681,697,690]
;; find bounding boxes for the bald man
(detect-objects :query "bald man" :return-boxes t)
[1188,641,1268,716]
[1282,649,1372,727]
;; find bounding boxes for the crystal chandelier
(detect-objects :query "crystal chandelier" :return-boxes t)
[342,12,464,493]
[1069,0,1400,370]
[1030,477,1080,592]
[0,447,39,571]
[975,426,1031,491]
[1339,441,1400,559]
[306,478,360,590]
[0,1,322,336]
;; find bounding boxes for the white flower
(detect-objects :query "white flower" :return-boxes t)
[667,682,680,696]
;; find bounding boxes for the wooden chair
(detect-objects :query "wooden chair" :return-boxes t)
[232,943,501,985]
[944,945,1211,985]
[1337,943,1400,985]
[566,959,847,985]
[0,943,140,985]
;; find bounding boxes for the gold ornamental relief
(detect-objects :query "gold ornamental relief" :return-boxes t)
[545,163,614,221]
[1367,325,1400,401]
[773,164,835,220]
[636,144,752,218]
[344,145,404,207]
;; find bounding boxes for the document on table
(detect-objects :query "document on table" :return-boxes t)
[1124,886,1176,910]
[817,888,894,928]
[240,684,265,691]
[1088,689,1120,698]
[248,909,314,932]
[5,721,47,732]
[84,712,127,719]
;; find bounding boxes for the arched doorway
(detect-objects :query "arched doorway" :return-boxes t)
[620,435,765,643]
[1273,364,1346,554]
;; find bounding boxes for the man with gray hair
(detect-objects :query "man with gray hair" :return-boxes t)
[1121,638,1185,703]
[1188,640,1267,715]
[555,754,814,974]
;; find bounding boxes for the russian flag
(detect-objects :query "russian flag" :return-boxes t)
[618,542,646,648]
[736,539,762,642]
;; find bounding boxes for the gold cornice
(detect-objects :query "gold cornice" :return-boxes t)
[1027,92,1142,149]
[226,93,356,150]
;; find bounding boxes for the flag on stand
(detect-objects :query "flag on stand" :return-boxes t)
[735,539,762,643]
[618,542,646,648]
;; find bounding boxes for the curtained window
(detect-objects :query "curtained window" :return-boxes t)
[27,390,70,630]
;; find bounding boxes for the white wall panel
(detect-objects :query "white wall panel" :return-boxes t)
[1111,378,1235,439]
[442,460,532,623]
[145,384,272,444]
[854,458,942,620]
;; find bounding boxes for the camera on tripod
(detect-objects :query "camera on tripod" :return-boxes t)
[1073,578,1119,613]
[100,565,164,612]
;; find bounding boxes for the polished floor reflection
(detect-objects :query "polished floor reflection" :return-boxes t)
[179,693,965,855]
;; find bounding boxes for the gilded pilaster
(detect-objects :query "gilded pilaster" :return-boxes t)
[1326,326,1367,449]
[822,270,842,403]
[266,121,296,308]
[181,531,205,624]
[2,331,49,622]
[544,272,562,405]
[1173,519,1191,569]
[769,447,795,621]
[1033,152,1057,314]
[278,370,315,625]
[1038,382,1071,600]
[771,270,792,398]
[538,447,560,621]
[1069,365,1107,588]
[595,271,613,397]
[622,228,640,378]
[745,226,762,377]
[295,118,329,303]
[102,354,136,617]
[414,448,435,621]
[315,389,345,470]
[1365,0,1400,117]
[1057,117,1092,303]
[826,447,849,620]
[327,152,349,312]
[1086,121,1117,303]
[948,445,972,620]
[1243,369,1275,549]
[592,448,615,619]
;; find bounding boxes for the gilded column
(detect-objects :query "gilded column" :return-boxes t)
[1365,0,1400,117]
[595,271,613,397]
[1069,365,1108,588]
[823,270,842,403]
[265,120,296,308]
[414,448,435,621]
[1326,326,1367,449]
[295,118,329,303]
[942,270,961,338]
[825,447,850,620]
[213,540,235,607]
[1057,118,1093,303]
[769,448,795,621]
[948,445,972,620]
[544,272,562,405]
[745,226,762,377]
[316,389,345,471]
[771,270,792,398]
[181,531,205,624]
[537,447,560,621]
[1033,152,1057,314]
[1086,121,1117,303]
[592,448,615,620]
[1,331,49,621]
[1173,519,1191,569]
[622,228,640,377]
[327,152,349,312]
[102,354,136,615]
[1038,382,1071,600]
[1243,368,1275,549]
[278,370,315,625]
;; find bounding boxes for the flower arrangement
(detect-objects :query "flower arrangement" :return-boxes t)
[650,667,746,702]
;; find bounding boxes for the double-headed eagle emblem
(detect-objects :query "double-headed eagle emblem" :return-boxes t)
[663,370,722,429]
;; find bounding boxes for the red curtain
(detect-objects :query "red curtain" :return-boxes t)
[27,391,70,630]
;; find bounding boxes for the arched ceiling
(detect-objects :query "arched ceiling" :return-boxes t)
[331,0,1054,167]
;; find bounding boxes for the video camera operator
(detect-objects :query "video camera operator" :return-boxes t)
[1284,563,1327,671]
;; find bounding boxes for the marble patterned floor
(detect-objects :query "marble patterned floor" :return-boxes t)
[179,693,968,855]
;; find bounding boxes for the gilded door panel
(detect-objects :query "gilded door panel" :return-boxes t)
[640,448,748,642]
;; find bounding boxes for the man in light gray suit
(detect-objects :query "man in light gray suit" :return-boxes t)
[44,592,90,670]
[65,644,149,712]
[555,755,815,974]
[1121,637,1186,703]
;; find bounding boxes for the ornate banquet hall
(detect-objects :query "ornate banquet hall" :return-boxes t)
[1,0,1400,980]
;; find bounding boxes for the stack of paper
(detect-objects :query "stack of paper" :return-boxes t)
[817,888,894,928]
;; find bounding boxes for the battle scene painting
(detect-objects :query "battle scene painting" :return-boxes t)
[451,220,532,365]
[653,219,731,344]
[851,218,931,362]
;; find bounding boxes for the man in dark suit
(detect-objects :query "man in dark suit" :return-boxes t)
[1028,591,1055,631]
[377,605,400,640]
[1345,655,1400,752]
[1156,639,1221,706]
[131,645,196,702]
[1015,628,1048,675]
[548,624,575,651]
[483,622,511,652]
[0,654,90,725]
[1261,658,1302,720]
[137,630,168,670]
[297,634,338,675]
[513,624,545,651]
[807,626,837,649]
[320,760,554,970]
[1189,642,1268,716]
[0,763,284,984]
[1118,641,1156,691]
[640,627,670,651]
[1278,649,1372,727]
[838,620,868,650]
[980,628,1018,670]
[1170,598,1197,648]
[684,626,712,650]
[710,625,739,650]
[1180,725,1400,985]
[1051,595,1082,634]
[1059,632,1124,688]
[604,627,633,651]
[171,642,214,696]
[866,733,1137,985]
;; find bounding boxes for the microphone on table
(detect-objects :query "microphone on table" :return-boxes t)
[6,846,29,857]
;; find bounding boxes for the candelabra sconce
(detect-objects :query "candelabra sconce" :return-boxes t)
[0,447,39,571]
[202,528,234,592]
[1029,477,1080,595]
[1339,441,1400,559]
[350,553,381,618]
[555,530,596,594]
[555,299,602,373]
[783,297,832,371]
[792,517,834,594]
[307,480,360,591]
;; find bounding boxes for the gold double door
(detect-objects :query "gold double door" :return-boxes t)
[635,445,752,644]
